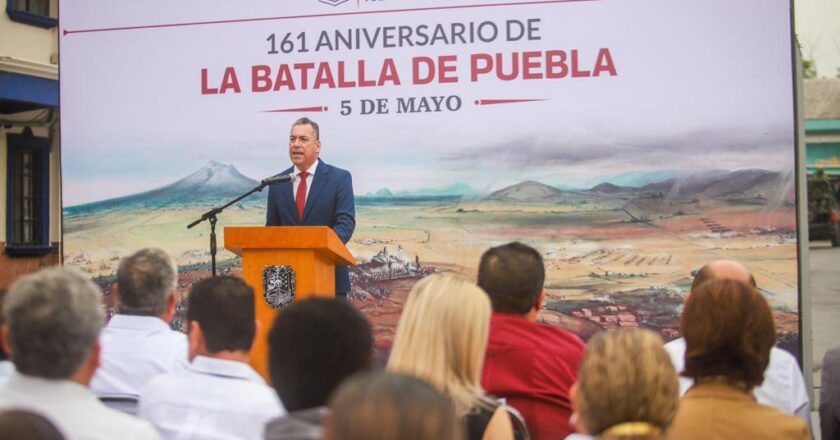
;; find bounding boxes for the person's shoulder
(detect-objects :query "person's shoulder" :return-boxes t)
[199,366,284,413]
[664,337,686,354]
[265,408,325,440]
[159,328,188,345]
[825,344,840,364]
[749,403,810,432]
[239,378,282,402]
[768,346,799,371]
[664,336,684,347]
[132,327,187,357]
[673,397,807,439]
[770,346,797,359]
[319,160,351,177]
[535,321,585,350]
[140,369,189,397]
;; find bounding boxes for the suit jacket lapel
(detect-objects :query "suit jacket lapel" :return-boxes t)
[279,166,299,225]
[302,160,329,223]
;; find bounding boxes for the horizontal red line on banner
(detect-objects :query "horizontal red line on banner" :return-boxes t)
[263,107,328,113]
[63,0,599,35]
[476,99,548,105]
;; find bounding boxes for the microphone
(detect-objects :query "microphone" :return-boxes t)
[261,174,297,186]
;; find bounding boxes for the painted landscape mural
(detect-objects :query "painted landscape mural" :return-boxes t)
[63,160,799,356]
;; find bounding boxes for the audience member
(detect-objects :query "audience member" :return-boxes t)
[138,276,284,439]
[91,248,188,398]
[0,410,66,440]
[0,290,13,386]
[477,242,585,440]
[0,267,161,439]
[265,297,373,440]
[571,329,678,440]
[663,260,810,423]
[325,371,463,440]
[667,279,809,439]
[387,274,515,440]
[821,344,840,440]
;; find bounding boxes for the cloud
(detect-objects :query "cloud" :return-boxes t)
[443,124,794,170]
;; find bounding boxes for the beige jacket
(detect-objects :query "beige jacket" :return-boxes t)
[667,381,809,440]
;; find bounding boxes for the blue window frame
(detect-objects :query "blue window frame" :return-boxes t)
[6,0,57,28]
[5,127,52,256]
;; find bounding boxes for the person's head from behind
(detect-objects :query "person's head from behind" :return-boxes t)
[325,371,463,440]
[0,410,65,440]
[186,276,255,361]
[574,329,679,439]
[681,279,776,390]
[116,248,178,320]
[269,297,372,412]
[477,242,545,317]
[690,260,756,292]
[1,267,104,382]
[387,274,491,418]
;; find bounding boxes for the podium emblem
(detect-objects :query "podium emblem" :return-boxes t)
[262,265,296,309]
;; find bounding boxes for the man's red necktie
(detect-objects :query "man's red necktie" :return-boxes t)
[295,171,309,221]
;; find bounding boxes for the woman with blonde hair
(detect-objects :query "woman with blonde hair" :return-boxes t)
[571,328,679,440]
[387,274,514,440]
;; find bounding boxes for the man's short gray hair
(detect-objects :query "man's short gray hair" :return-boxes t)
[3,267,105,378]
[116,248,177,316]
[293,117,320,140]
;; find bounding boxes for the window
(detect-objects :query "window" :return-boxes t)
[6,0,56,28]
[10,0,48,16]
[5,128,52,256]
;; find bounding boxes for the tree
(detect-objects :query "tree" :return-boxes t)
[803,59,817,79]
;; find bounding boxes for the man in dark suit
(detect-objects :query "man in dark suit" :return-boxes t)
[266,117,355,296]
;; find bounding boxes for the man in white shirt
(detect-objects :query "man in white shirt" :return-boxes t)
[139,275,285,440]
[0,267,161,440]
[664,260,811,424]
[91,248,188,398]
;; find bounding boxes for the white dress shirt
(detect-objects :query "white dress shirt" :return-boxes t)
[139,355,285,440]
[0,372,161,440]
[292,159,318,203]
[0,360,14,387]
[92,314,189,397]
[664,337,810,423]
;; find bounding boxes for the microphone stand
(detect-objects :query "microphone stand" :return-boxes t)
[187,182,271,277]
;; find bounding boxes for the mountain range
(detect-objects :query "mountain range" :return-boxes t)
[64,162,792,215]
[487,169,791,203]
[485,180,589,203]
[363,182,482,198]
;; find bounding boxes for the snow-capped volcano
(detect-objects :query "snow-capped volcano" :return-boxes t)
[65,161,265,214]
[165,160,260,197]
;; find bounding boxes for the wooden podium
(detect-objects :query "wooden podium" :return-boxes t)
[224,226,355,378]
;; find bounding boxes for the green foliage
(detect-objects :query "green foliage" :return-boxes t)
[803,59,817,79]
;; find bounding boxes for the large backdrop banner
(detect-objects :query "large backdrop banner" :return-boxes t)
[60,0,799,354]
